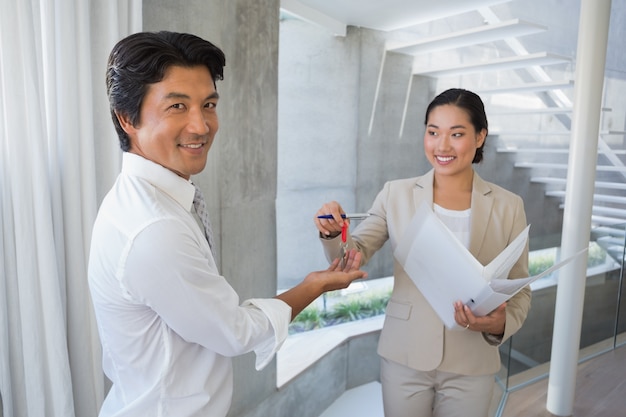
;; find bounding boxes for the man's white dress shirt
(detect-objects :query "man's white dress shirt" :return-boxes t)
[88,152,291,417]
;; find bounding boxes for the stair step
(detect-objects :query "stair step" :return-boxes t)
[492,130,625,136]
[592,215,626,227]
[606,248,626,262]
[387,19,546,56]
[412,52,570,77]
[546,191,626,204]
[493,130,570,136]
[596,236,625,246]
[499,147,571,154]
[476,80,574,94]
[489,107,612,115]
[561,205,626,218]
[517,162,626,172]
[592,226,626,238]
[490,107,574,115]
[589,206,626,218]
[497,147,626,155]
[531,177,626,190]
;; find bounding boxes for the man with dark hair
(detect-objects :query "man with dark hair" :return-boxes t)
[88,31,366,417]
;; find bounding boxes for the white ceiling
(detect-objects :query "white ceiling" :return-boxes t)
[280,0,512,33]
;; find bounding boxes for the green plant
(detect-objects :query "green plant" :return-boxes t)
[528,251,557,276]
[289,288,391,334]
[527,243,608,276]
[327,299,365,322]
[587,242,608,268]
[289,305,325,334]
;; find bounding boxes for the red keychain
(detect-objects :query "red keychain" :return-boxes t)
[340,222,348,268]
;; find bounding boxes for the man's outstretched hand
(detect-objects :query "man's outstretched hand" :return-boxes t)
[305,248,368,292]
[276,249,368,320]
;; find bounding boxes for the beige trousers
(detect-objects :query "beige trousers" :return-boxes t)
[380,358,495,417]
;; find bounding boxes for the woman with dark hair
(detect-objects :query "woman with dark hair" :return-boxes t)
[314,88,531,417]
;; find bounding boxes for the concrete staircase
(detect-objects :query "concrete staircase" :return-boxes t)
[387,2,626,233]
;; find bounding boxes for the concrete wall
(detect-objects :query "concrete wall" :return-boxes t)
[240,329,381,417]
[143,1,281,416]
[276,21,363,289]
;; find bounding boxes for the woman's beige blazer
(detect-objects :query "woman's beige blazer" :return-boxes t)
[320,169,531,375]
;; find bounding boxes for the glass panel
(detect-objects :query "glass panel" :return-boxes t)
[580,228,622,353]
[603,223,626,347]
[500,223,626,394]
[501,277,556,390]
[496,337,512,389]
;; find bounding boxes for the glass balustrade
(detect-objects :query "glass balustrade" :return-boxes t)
[492,223,626,416]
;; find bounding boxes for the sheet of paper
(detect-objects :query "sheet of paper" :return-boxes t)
[482,224,529,281]
[469,247,587,317]
[394,202,587,329]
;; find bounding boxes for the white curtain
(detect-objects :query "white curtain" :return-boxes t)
[0,1,141,416]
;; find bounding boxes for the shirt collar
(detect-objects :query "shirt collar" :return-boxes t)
[121,152,196,212]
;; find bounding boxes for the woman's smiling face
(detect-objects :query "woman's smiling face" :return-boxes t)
[423,104,486,178]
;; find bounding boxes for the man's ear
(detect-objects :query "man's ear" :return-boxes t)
[115,111,136,136]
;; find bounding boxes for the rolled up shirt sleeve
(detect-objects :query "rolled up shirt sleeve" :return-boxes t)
[243,298,291,369]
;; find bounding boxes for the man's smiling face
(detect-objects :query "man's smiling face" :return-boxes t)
[120,65,219,179]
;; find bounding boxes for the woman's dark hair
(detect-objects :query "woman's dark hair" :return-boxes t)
[424,88,488,163]
[106,31,226,151]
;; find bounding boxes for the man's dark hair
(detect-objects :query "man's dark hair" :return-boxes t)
[106,31,226,151]
[424,88,489,164]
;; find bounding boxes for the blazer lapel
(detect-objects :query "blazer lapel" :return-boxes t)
[416,170,491,256]
[469,173,493,256]
[413,169,434,211]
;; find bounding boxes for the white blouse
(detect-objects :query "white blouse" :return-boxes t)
[433,203,472,249]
